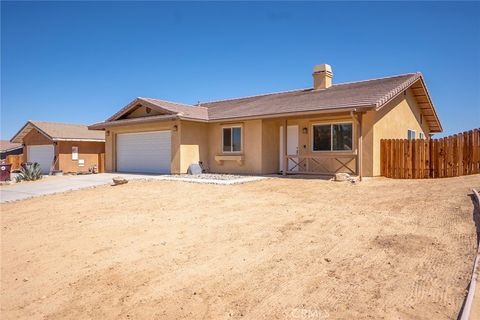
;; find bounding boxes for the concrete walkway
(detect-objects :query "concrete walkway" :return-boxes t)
[0,173,159,203]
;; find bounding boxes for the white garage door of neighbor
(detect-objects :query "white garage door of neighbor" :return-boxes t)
[27,145,54,174]
[116,131,171,174]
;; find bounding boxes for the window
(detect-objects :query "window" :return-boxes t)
[222,127,242,152]
[407,129,416,140]
[72,146,78,160]
[312,123,353,151]
[419,132,425,139]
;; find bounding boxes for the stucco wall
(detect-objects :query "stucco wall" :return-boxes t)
[57,141,105,173]
[179,121,209,173]
[366,88,431,176]
[103,120,180,173]
[207,120,263,174]
[261,118,281,174]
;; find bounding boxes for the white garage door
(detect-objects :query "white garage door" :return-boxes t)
[116,131,171,174]
[27,145,54,174]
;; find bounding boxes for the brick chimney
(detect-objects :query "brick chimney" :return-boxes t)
[313,64,333,90]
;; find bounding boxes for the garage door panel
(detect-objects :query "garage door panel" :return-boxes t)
[27,145,54,174]
[116,131,171,174]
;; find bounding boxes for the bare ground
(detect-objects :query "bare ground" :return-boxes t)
[1,175,479,320]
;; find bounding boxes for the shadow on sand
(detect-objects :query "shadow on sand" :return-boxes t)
[457,190,480,319]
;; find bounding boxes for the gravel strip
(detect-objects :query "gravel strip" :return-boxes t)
[153,174,267,185]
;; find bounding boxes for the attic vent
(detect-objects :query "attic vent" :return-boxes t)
[146,107,151,114]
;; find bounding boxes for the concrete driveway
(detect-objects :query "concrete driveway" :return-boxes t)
[0,173,161,203]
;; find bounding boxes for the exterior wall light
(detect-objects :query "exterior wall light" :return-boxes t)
[302,127,308,134]
[173,125,178,132]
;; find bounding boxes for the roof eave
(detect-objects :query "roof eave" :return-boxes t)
[89,114,180,130]
[0,145,23,153]
[207,105,375,122]
[417,76,443,133]
[374,73,442,133]
[51,138,106,142]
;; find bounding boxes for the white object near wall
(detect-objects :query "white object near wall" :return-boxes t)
[72,146,78,160]
[78,159,85,167]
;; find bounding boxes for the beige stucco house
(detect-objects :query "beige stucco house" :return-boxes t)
[89,64,442,177]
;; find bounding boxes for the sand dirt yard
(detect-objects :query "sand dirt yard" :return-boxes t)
[1,175,479,319]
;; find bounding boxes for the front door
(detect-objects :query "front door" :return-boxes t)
[279,125,299,172]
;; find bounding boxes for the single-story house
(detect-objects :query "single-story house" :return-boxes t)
[89,64,442,177]
[11,121,105,174]
[0,140,23,160]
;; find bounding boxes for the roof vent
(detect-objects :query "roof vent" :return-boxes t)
[313,64,333,90]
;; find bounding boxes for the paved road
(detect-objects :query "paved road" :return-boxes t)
[0,173,159,203]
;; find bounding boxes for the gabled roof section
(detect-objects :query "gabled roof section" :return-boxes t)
[107,97,208,122]
[401,77,442,133]
[91,72,442,133]
[11,121,105,143]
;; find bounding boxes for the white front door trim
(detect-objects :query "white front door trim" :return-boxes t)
[279,125,299,172]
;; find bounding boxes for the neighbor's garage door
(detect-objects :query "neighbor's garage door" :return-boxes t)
[116,131,171,173]
[27,145,54,174]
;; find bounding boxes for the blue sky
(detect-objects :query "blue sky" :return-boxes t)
[1,1,479,139]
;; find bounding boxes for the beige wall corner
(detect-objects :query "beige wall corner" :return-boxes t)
[371,89,431,176]
[179,121,208,173]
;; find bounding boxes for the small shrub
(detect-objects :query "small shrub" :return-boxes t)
[16,163,43,182]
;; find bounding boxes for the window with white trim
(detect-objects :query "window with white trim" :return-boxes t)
[419,132,425,139]
[312,123,353,151]
[407,129,416,140]
[222,127,242,153]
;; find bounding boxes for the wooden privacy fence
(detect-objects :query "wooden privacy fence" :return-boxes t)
[5,154,23,171]
[381,129,480,179]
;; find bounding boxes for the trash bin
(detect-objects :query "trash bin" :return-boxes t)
[0,163,12,181]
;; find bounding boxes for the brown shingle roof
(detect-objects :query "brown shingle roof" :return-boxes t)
[11,121,105,143]
[201,73,421,119]
[91,72,442,132]
[0,140,22,152]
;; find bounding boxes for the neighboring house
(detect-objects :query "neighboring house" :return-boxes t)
[10,121,105,174]
[0,140,23,160]
[89,64,442,177]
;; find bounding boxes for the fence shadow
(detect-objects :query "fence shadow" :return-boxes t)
[456,190,480,320]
